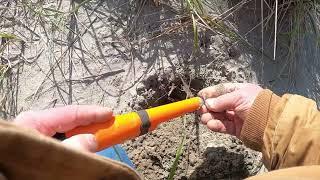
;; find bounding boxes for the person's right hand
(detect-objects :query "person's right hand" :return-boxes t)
[14,105,113,152]
[198,83,263,137]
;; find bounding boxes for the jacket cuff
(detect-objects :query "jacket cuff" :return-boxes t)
[240,89,280,151]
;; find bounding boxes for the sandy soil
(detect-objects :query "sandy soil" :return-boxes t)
[1,0,319,179]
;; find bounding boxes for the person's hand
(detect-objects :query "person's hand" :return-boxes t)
[198,83,262,137]
[14,105,113,152]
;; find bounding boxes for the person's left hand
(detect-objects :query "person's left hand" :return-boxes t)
[14,105,113,153]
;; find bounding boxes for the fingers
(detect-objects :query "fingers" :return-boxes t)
[206,120,236,135]
[15,105,113,136]
[200,110,237,135]
[206,120,227,132]
[204,91,241,112]
[200,112,231,134]
[198,83,245,99]
[200,112,226,124]
[62,134,97,152]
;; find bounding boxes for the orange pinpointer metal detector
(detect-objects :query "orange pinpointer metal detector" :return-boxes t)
[66,97,203,151]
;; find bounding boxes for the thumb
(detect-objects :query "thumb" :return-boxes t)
[62,134,98,153]
[205,91,241,112]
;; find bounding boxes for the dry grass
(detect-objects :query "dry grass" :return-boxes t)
[257,0,320,87]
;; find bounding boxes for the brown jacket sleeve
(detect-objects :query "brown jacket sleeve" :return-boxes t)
[0,120,141,180]
[246,166,320,180]
[240,89,320,170]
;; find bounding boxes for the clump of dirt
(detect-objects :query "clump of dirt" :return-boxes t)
[129,69,205,109]
[190,133,264,179]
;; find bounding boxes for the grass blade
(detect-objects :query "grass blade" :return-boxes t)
[167,114,188,180]
[167,133,186,180]
[273,0,278,60]
[0,33,17,39]
[192,14,199,50]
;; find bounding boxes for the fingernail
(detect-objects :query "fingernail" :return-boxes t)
[198,92,207,100]
[85,134,98,152]
[205,98,216,109]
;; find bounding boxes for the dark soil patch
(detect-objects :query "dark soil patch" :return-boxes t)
[129,69,206,109]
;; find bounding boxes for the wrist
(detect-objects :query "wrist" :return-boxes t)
[240,89,280,151]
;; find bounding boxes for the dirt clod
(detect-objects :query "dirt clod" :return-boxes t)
[130,69,206,109]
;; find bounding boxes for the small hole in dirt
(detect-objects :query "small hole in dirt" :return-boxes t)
[131,73,206,109]
[168,78,205,101]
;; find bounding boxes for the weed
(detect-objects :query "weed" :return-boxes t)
[183,0,264,58]
[167,115,187,180]
[185,0,205,51]
[0,33,17,40]
[0,32,18,83]
[260,0,320,86]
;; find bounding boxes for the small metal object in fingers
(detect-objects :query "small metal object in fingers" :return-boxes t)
[198,96,208,110]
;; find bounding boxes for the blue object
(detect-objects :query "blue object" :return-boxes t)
[96,145,135,168]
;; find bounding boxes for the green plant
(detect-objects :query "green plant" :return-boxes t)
[167,116,187,180]
[0,33,17,39]
[185,0,206,51]
[183,0,260,56]
[263,0,320,85]
[0,32,17,83]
